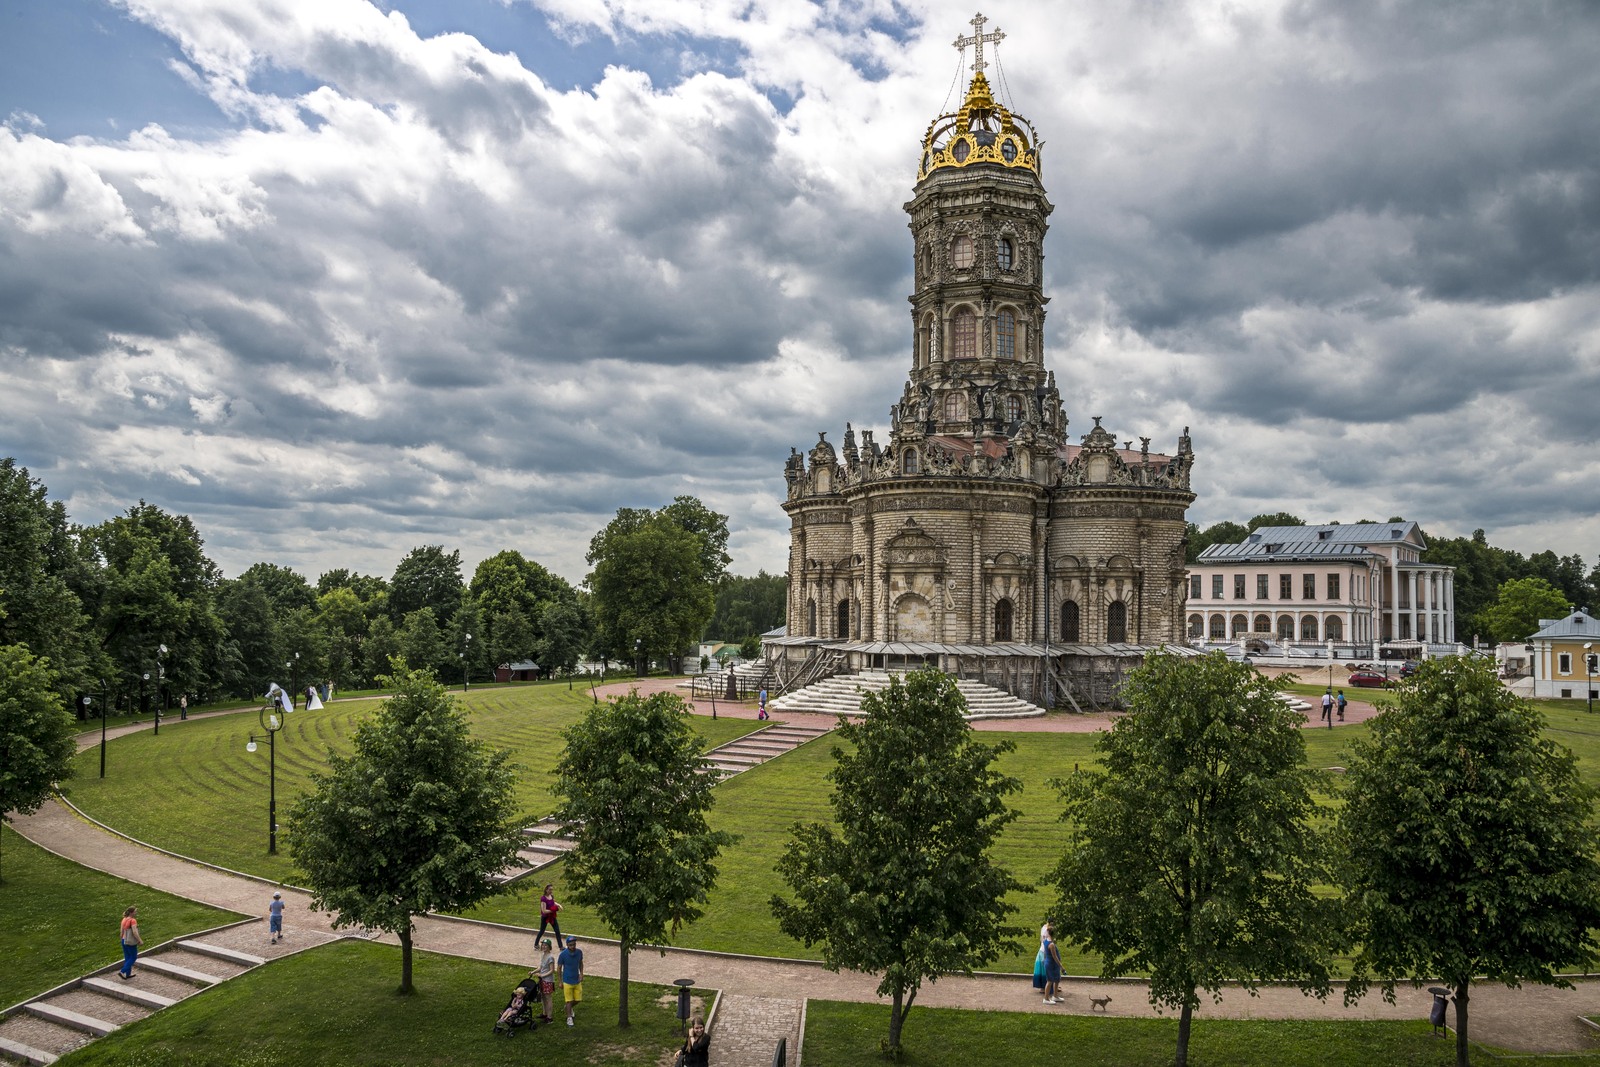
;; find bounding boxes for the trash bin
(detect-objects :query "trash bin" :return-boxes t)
[1428,986,1451,1036]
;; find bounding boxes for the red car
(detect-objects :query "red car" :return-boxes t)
[1347,669,1391,688]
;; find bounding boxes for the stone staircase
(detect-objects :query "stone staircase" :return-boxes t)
[0,932,264,1065]
[769,671,1046,720]
[494,721,833,884]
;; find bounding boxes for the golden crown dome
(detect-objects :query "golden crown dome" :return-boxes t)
[918,70,1041,182]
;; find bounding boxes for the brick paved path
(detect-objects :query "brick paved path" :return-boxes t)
[708,995,802,1067]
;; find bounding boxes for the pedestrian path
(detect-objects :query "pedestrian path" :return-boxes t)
[493,720,834,884]
[8,704,1599,1064]
[0,918,340,1065]
[707,995,803,1067]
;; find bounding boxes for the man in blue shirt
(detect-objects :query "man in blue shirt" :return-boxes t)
[557,935,584,1026]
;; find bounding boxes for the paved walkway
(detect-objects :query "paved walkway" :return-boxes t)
[10,695,1599,1062]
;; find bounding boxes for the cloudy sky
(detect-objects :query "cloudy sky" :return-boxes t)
[3,0,1597,587]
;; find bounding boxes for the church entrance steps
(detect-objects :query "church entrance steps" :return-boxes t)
[0,929,270,1066]
[769,671,1045,720]
[497,721,834,881]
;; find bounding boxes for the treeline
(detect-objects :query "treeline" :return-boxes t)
[1186,511,1599,643]
[0,459,787,712]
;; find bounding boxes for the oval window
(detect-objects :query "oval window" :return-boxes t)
[952,138,970,163]
[1001,138,1018,163]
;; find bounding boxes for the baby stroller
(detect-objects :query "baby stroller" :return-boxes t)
[492,978,540,1036]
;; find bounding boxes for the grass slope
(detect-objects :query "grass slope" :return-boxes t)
[0,824,242,1009]
[803,998,1600,1067]
[56,939,693,1067]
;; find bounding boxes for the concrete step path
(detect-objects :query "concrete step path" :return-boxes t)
[708,994,803,1067]
[770,671,1045,720]
[496,720,833,882]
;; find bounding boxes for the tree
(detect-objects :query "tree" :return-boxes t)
[289,663,520,992]
[535,599,587,679]
[1478,576,1571,644]
[1337,657,1600,1067]
[1246,512,1305,531]
[0,645,78,880]
[771,669,1026,1054]
[551,690,736,1026]
[1184,520,1249,563]
[1050,652,1336,1067]
[706,571,787,642]
[396,608,450,679]
[389,546,464,625]
[587,511,716,671]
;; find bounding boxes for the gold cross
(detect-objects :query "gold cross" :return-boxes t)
[953,12,1005,74]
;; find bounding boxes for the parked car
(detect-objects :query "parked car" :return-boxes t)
[1348,669,1391,688]
[1398,660,1421,678]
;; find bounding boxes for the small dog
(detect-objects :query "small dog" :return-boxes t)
[1088,995,1113,1012]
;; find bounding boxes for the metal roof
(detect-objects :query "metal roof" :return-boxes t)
[1529,611,1597,642]
[1197,541,1380,563]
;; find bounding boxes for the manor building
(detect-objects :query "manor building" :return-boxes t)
[767,18,1196,707]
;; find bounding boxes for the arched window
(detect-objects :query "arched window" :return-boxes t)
[1061,601,1081,642]
[1254,614,1270,633]
[902,449,919,474]
[943,393,964,421]
[1005,395,1022,421]
[917,318,931,367]
[951,235,973,270]
[1325,615,1343,641]
[922,245,933,281]
[1107,601,1128,643]
[994,598,1014,642]
[952,309,976,359]
[1300,615,1319,641]
[807,599,817,635]
[1231,614,1247,638]
[997,237,1014,270]
[1277,614,1294,641]
[1188,613,1204,638]
[997,310,1016,359]
[837,600,851,639]
[1209,614,1226,639]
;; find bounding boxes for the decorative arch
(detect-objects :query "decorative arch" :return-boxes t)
[1253,613,1270,633]
[1300,614,1319,641]
[1107,601,1129,643]
[836,599,851,639]
[1188,613,1204,638]
[1277,614,1294,641]
[1209,613,1226,639]
[902,449,919,474]
[893,592,934,640]
[1231,613,1248,638]
[1325,615,1343,641]
[807,598,817,635]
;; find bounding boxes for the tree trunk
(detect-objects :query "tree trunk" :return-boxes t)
[887,986,904,1053]
[1454,981,1471,1067]
[619,940,631,1027]
[398,925,414,994]
[1176,999,1194,1067]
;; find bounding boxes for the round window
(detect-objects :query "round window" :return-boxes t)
[952,138,970,163]
[1001,138,1018,163]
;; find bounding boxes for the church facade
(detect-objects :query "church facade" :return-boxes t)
[771,20,1197,707]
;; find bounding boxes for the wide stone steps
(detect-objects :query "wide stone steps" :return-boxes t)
[496,720,834,883]
[0,932,265,1066]
[770,671,1045,720]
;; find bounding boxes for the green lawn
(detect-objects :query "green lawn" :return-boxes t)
[56,939,692,1066]
[0,824,242,1009]
[62,683,761,884]
[803,999,1600,1067]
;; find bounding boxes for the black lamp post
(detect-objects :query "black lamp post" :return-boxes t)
[98,679,107,777]
[635,638,644,679]
[462,632,472,692]
[154,643,167,735]
[140,671,150,724]
[1585,642,1594,715]
[247,703,289,853]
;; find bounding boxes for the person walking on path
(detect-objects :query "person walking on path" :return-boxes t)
[558,935,584,1027]
[536,938,557,1023]
[268,891,285,944]
[178,694,187,720]
[1041,923,1063,1004]
[1336,689,1347,721]
[536,883,563,947]
[118,906,143,979]
[1321,690,1334,728]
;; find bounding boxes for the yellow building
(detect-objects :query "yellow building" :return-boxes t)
[1528,609,1599,701]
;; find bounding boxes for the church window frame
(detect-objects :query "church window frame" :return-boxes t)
[1004,394,1022,422]
[996,309,1016,358]
[1108,601,1129,643]
[952,308,977,359]
[994,598,1014,642]
[1061,600,1081,642]
[902,449,919,474]
[997,236,1014,270]
[951,235,974,270]
[807,599,817,635]
[943,393,964,421]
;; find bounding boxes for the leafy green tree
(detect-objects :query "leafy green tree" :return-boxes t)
[1184,519,1249,563]
[0,459,104,696]
[551,690,736,1026]
[214,579,279,698]
[707,571,787,642]
[1246,512,1305,531]
[235,562,316,615]
[659,496,732,584]
[772,669,1026,1054]
[1050,652,1336,1067]
[363,616,400,686]
[396,607,450,679]
[0,645,78,880]
[1478,576,1571,644]
[389,546,464,625]
[314,586,368,690]
[289,663,520,992]
[587,510,717,671]
[1337,657,1600,1067]
[536,599,587,679]
[1526,550,1590,610]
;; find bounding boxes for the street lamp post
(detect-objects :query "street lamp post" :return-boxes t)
[1585,642,1594,715]
[98,679,107,777]
[247,703,289,853]
[154,643,167,736]
[287,652,300,709]
[635,638,644,679]
[140,672,150,725]
[462,632,472,692]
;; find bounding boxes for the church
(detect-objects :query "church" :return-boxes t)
[766,16,1197,709]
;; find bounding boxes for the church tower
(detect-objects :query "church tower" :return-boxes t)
[774,15,1197,708]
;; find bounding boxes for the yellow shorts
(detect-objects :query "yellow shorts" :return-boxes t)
[563,981,582,1003]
